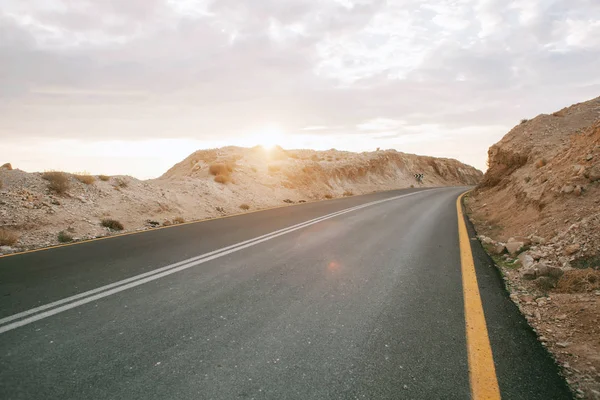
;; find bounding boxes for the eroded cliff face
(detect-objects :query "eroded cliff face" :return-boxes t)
[466,96,600,398]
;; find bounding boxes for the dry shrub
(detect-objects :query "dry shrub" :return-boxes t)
[74,173,95,185]
[101,218,124,231]
[324,194,333,199]
[163,220,173,226]
[0,228,19,246]
[240,204,250,210]
[210,162,235,184]
[343,190,354,197]
[535,159,547,169]
[42,171,70,194]
[172,216,185,224]
[57,230,74,243]
[214,175,231,184]
[98,175,110,181]
[209,163,234,176]
[520,118,528,124]
[555,269,600,293]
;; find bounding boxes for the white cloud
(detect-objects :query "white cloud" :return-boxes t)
[0,0,599,175]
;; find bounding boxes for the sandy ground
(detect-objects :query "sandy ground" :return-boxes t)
[0,146,481,252]
[467,96,600,399]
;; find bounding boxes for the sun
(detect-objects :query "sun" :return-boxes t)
[254,125,285,150]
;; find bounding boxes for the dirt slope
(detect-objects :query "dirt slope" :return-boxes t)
[466,96,600,399]
[0,147,481,253]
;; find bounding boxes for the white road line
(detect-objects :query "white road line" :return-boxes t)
[0,189,436,334]
[0,201,374,327]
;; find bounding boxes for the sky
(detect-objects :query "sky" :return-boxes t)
[1,0,599,179]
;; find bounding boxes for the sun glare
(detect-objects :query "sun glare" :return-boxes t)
[254,125,285,150]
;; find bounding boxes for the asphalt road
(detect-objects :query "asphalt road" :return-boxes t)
[0,187,572,399]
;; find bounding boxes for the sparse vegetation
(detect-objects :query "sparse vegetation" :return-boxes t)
[240,203,250,210]
[324,194,333,199]
[101,218,124,231]
[172,216,185,224]
[343,190,354,197]
[57,230,74,243]
[520,118,529,124]
[74,173,95,185]
[42,171,70,194]
[214,174,231,184]
[210,162,235,184]
[283,199,294,203]
[555,269,600,293]
[0,228,19,246]
[98,175,110,181]
[114,177,128,188]
[216,206,225,213]
[209,163,234,176]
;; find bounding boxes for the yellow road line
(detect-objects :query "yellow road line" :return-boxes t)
[457,192,501,400]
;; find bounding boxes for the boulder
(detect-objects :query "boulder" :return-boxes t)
[488,243,506,255]
[585,165,600,182]
[508,236,532,246]
[517,253,535,269]
[561,185,574,194]
[530,235,546,245]
[522,268,537,280]
[564,243,581,255]
[506,241,524,255]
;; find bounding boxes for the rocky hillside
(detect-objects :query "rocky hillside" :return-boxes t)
[0,147,481,254]
[466,96,600,399]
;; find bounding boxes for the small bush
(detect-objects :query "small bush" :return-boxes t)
[524,176,531,183]
[74,173,95,185]
[214,175,231,184]
[42,171,71,194]
[555,269,600,293]
[101,218,124,231]
[163,220,172,226]
[0,228,19,246]
[520,119,528,124]
[172,216,185,224]
[209,163,234,176]
[343,190,354,197]
[283,199,294,204]
[324,194,333,199]
[240,204,250,210]
[57,230,74,243]
[299,200,306,203]
[98,175,110,181]
[216,206,225,213]
[114,178,128,188]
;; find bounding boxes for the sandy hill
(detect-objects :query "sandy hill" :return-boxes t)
[0,147,481,253]
[466,96,600,398]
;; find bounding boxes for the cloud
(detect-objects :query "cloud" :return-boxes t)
[0,0,599,175]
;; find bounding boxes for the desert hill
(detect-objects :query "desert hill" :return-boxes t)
[0,147,481,253]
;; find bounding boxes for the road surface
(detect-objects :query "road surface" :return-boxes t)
[0,187,572,399]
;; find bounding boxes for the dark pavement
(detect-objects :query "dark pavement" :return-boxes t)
[0,187,572,399]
